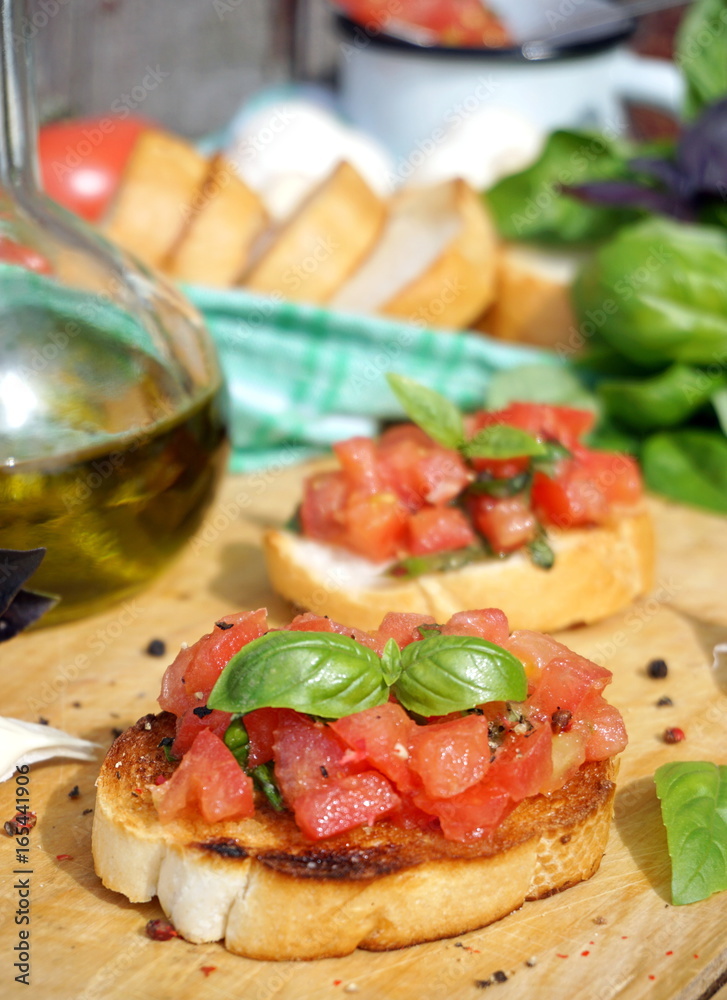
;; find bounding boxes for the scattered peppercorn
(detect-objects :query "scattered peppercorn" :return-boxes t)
[215,621,234,630]
[82,808,93,816]
[593,916,607,925]
[663,727,686,744]
[145,918,179,941]
[38,717,49,725]
[320,765,329,778]
[72,701,82,708]
[647,658,668,679]
[493,971,508,983]
[551,708,572,734]
[192,706,213,718]
[68,785,80,799]
[656,696,674,707]
[525,957,538,967]
[145,638,166,657]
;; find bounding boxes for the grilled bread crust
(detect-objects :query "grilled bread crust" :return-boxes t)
[262,504,654,635]
[93,713,618,961]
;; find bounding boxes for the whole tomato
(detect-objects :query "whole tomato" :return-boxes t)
[39,115,150,222]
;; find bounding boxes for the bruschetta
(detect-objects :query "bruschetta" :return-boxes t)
[93,606,626,960]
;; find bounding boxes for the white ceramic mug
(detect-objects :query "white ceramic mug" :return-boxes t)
[336,16,684,160]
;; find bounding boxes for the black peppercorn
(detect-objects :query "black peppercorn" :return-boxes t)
[647,658,668,679]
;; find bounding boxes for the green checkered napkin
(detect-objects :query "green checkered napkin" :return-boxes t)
[185,286,560,472]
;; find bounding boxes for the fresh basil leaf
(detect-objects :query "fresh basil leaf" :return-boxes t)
[252,762,285,812]
[531,441,572,479]
[676,0,727,119]
[597,364,724,433]
[394,635,527,716]
[485,130,640,245]
[642,429,727,514]
[388,543,491,580]
[528,532,555,570]
[417,624,442,637]
[208,630,389,718]
[224,717,250,767]
[654,761,727,905]
[463,424,547,461]
[381,637,403,686]
[487,363,600,416]
[468,470,532,498]
[386,373,464,449]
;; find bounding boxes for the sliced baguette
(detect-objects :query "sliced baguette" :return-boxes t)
[164,154,268,287]
[262,505,654,634]
[475,243,587,349]
[103,129,209,268]
[331,178,498,330]
[241,161,386,304]
[93,712,618,961]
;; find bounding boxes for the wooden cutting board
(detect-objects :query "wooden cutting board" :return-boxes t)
[1,467,726,1000]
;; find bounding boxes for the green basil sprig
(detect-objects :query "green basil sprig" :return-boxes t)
[386,373,464,449]
[208,629,527,720]
[655,761,727,905]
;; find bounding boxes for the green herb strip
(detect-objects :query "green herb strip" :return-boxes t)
[463,424,547,461]
[210,630,526,721]
[209,630,390,718]
[655,761,727,905]
[387,373,464,450]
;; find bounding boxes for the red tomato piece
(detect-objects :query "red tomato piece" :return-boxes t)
[300,470,348,544]
[542,730,589,791]
[486,723,553,802]
[528,655,612,722]
[575,694,628,761]
[173,706,231,757]
[416,781,515,842]
[334,436,384,495]
[532,465,609,528]
[379,434,471,509]
[573,448,643,506]
[468,494,538,552]
[273,713,364,803]
[504,630,568,685]
[292,772,400,840]
[330,702,418,793]
[441,608,509,645]
[409,714,491,798]
[374,611,435,648]
[153,729,254,825]
[158,609,268,715]
[341,492,409,561]
[406,505,476,555]
[39,115,149,222]
[243,707,292,769]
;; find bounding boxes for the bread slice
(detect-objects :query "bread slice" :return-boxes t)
[241,161,386,304]
[103,130,209,268]
[93,712,618,961]
[163,154,268,287]
[331,178,498,330]
[262,505,654,634]
[475,243,586,349]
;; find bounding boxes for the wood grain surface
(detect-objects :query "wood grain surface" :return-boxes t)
[1,467,726,1000]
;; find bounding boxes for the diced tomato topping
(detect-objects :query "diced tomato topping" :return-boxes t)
[158,609,268,716]
[243,707,288,768]
[528,655,612,722]
[467,494,538,552]
[408,714,491,798]
[300,470,348,543]
[374,611,435,648]
[334,437,384,495]
[273,712,364,802]
[173,706,231,756]
[152,729,254,824]
[575,693,629,761]
[503,630,567,685]
[341,493,409,561]
[542,730,589,791]
[378,431,471,508]
[415,781,515,842]
[440,608,509,645]
[472,402,595,448]
[486,724,552,802]
[573,448,643,506]
[330,702,417,793]
[292,772,400,840]
[406,506,476,555]
[532,465,609,528]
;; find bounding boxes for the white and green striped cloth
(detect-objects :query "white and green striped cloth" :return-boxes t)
[186,286,560,472]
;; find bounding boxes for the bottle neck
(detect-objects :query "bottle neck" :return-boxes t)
[0,0,40,193]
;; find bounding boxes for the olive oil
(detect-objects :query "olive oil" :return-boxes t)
[0,391,227,625]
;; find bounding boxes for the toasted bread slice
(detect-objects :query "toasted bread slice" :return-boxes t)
[104,130,209,268]
[262,505,654,634]
[475,243,586,349]
[331,178,498,330]
[241,161,386,304]
[93,713,617,961]
[164,154,268,287]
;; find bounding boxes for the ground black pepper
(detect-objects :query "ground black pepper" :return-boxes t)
[215,621,234,630]
[647,658,668,679]
[656,696,674,707]
[68,785,80,799]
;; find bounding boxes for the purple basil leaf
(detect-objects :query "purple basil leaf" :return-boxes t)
[564,181,696,221]
[0,588,58,642]
[0,548,47,617]
[676,97,727,197]
[628,156,683,191]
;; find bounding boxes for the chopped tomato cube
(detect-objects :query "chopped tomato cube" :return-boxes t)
[573,448,643,506]
[173,706,231,757]
[273,712,364,803]
[486,723,552,802]
[532,465,609,528]
[408,714,491,798]
[441,608,509,645]
[374,611,435,647]
[153,729,254,824]
[406,505,476,555]
[415,781,515,842]
[243,707,293,768]
[342,493,409,561]
[528,655,612,722]
[300,470,348,543]
[468,494,538,552]
[292,772,400,840]
[334,436,384,495]
[575,694,628,761]
[331,702,418,793]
